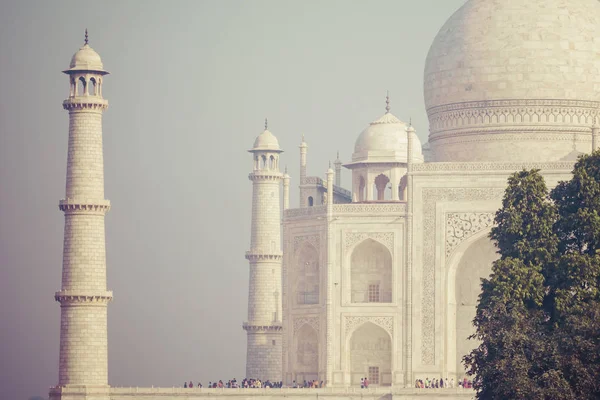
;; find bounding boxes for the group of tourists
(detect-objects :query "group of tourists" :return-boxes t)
[183,378,283,389]
[415,377,472,389]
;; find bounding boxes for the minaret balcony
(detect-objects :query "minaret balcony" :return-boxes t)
[245,251,283,262]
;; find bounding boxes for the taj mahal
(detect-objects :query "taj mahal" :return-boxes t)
[49,0,600,399]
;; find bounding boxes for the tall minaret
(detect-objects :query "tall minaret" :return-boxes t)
[334,151,342,187]
[244,119,283,381]
[299,134,308,207]
[53,31,112,398]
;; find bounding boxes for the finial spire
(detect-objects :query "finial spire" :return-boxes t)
[84,29,89,45]
[264,118,268,130]
[337,151,340,159]
[302,133,305,142]
[385,90,391,114]
[285,165,288,174]
[329,160,332,169]
[409,117,412,127]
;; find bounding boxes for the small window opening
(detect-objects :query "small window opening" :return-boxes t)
[77,77,86,96]
[88,77,97,95]
[308,196,314,207]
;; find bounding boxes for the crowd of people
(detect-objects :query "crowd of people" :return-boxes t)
[183,378,283,389]
[414,377,473,389]
[181,376,473,389]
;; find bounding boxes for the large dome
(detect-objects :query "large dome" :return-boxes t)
[424,0,600,162]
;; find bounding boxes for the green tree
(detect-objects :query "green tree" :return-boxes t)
[464,170,572,399]
[549,151,600,398]
[467,153,600,399]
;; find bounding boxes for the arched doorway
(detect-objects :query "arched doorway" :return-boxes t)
[294,244,319,305]
[448,235,497,378]
[349,323,391,386]
[351,239,392,303]
[294,324,318,383]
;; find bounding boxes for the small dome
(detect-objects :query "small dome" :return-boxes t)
[67,44,105,72]
[352,112,424,163]
[252,129,281,151]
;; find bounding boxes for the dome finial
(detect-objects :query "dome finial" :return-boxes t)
[264,118,268,130]
[385,91,391,114]
[84,29,88,45]
[337,150,340,159]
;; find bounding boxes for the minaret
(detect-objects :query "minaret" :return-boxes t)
[592,117,599,152]
[283,167,290,210]
[245,119,283,381]
[299,134,308,206]
[334,151,342,187]
[53,31,112,398]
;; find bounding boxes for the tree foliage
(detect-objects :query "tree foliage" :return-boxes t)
[465,151,600,400]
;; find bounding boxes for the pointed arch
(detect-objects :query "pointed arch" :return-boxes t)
[445,231,498,378]
[374,174,390,201]
[294,323,319,382]
[350,239,392,303]
[348,322,391,386]
[294,242,319,305]
[88,77,97,95]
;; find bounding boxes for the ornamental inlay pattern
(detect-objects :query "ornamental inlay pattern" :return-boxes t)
[293,235,320,255]
[411,161,575,173]
[284,206,327,218]
[427,99,600,133]
[446,213,495,259]
[344,232,394,253]
[293,316,319,335]
[333,203,407,214]
[344,316,393,337]
[421,188,505,365]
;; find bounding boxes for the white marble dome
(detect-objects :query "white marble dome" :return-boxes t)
[424,0,600,162]
[352,112,424,164]
[252,129,281,151]
[68,44,105,71]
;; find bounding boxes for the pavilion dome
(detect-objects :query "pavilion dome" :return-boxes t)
[252,129,281,152]
[352,112,424,164]
[68,44,105,72]
[424,0,600,162]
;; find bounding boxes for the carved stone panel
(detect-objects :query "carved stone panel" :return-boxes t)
[446,213,495,258]
[293,316,320,335]
[344,316,393,337]
[344,232,394,254]
[293,235,320,255]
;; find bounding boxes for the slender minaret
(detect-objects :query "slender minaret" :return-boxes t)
[592,117,599,152]
[299,134,308,207]
[53,31,112,398]
[334,151,342,187]
[245,119,283,381]
[283,167,290,210]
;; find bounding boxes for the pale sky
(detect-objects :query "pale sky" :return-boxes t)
[0,1,465,399]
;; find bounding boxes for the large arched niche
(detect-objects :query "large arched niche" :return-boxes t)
[350,239,392,303]
[294,324,318,382]
[446,233,498,378]
[294,243,319,306]
[348,322,392,386]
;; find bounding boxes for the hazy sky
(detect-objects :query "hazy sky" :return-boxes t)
[0,1,465,398]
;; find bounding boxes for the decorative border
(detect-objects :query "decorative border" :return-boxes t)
[284,206,327,219]
[420,188,505,365]
[59,199,111,214]
[412,161,575,173]
[445,213,495,259]
[333,203,407,214]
